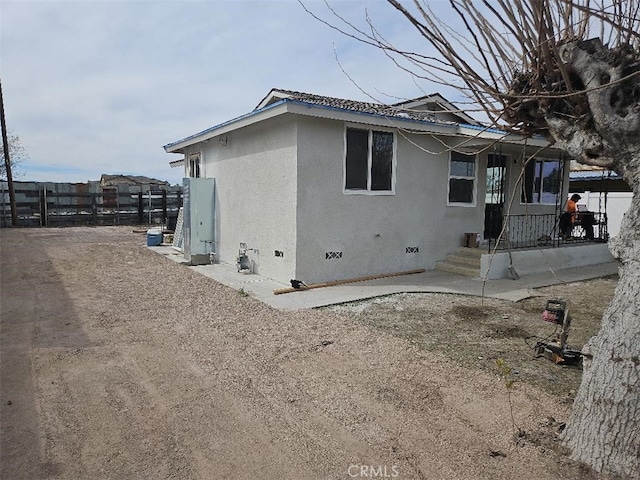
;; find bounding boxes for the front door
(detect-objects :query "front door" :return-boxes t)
[484,153,507,239]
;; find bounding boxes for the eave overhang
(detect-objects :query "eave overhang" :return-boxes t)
[164,98,554,155]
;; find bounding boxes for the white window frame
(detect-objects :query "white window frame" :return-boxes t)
[188,152,201,178]
[343,125,396,196]
[447,151,477,207]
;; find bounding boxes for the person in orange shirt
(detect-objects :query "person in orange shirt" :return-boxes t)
[560,193,582,239]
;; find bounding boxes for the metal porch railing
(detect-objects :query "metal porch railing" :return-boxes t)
[487,212,609,251]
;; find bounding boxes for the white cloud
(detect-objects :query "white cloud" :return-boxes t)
[2,0,461,185]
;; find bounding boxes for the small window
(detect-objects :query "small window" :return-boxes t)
[521,158,561,204]
[345,127,394,194]
[188,153,201,178]
[448,152,476,205]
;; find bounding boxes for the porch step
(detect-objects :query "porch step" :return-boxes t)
[434,247,484,277]
[447,248,483,267]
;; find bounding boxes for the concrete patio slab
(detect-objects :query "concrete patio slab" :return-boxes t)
[148,245,619,311]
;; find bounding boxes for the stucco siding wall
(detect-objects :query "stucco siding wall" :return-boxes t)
[295,116,484,284]
[201,116,298,283]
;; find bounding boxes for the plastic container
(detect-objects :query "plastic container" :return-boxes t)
[146,229,163,246]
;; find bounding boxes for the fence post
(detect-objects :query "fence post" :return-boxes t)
[162,190,167,225]
[91,193,98,225]
[138,191,143,224]
[39,186,48,227]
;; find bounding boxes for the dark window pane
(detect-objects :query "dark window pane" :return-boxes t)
[449,178,474,203]
[521,158,536,203]
[540,160,561,203]
[521,158,561,204]
[371,131,393,191]
[345,129,368,190]
[450,152,475,176]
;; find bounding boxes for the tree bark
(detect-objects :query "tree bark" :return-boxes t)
[562,189,640,479]
[544,40,640,478]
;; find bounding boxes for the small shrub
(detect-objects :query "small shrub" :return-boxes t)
[495,358,518,433]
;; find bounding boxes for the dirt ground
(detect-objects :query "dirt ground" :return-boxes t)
[0,226,617,480]
[323,277,616,402]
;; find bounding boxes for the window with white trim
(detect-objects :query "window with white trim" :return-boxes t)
[448,151,476,205]
[345,127,394,193]
[521,158,561,204]
[188,153,201,178]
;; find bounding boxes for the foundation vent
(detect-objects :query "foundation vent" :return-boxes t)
[326,251,343,259]
[406,246,419,253]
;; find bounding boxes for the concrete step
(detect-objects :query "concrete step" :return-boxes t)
[434,246,486,277]
[455,247,487,257]
[446,252,482,268]
[434,260,480,277]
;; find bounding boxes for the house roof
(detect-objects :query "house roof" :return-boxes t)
[255,88,479,126]
[164,88,550,154]
[393,93,480,125]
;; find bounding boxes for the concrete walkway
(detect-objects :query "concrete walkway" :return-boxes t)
[148,245,619,311]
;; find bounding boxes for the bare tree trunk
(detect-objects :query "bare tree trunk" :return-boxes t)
[563,188,640,479]
[305,4,640,473]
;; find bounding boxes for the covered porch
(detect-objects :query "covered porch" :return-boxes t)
[473,142,615,279]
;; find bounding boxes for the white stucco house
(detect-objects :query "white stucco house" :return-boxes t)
[164,88,611,284]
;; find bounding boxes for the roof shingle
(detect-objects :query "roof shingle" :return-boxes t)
[259,88,446,124]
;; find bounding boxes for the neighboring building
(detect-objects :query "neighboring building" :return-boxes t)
[99,174,174,209]
[164,88,608,284]
[569,162,630,193]
[100,174,170,188]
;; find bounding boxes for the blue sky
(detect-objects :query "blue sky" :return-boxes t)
[1,0,454,185]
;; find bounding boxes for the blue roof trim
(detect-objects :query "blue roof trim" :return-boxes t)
[163,99,288,150]
[458,123,506,135]
[164,97,460,150]
[459,123,553,144]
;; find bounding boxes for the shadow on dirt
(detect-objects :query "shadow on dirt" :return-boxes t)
[0,229,93,479]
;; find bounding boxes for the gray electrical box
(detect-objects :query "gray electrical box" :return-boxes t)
[182,177,215,265]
